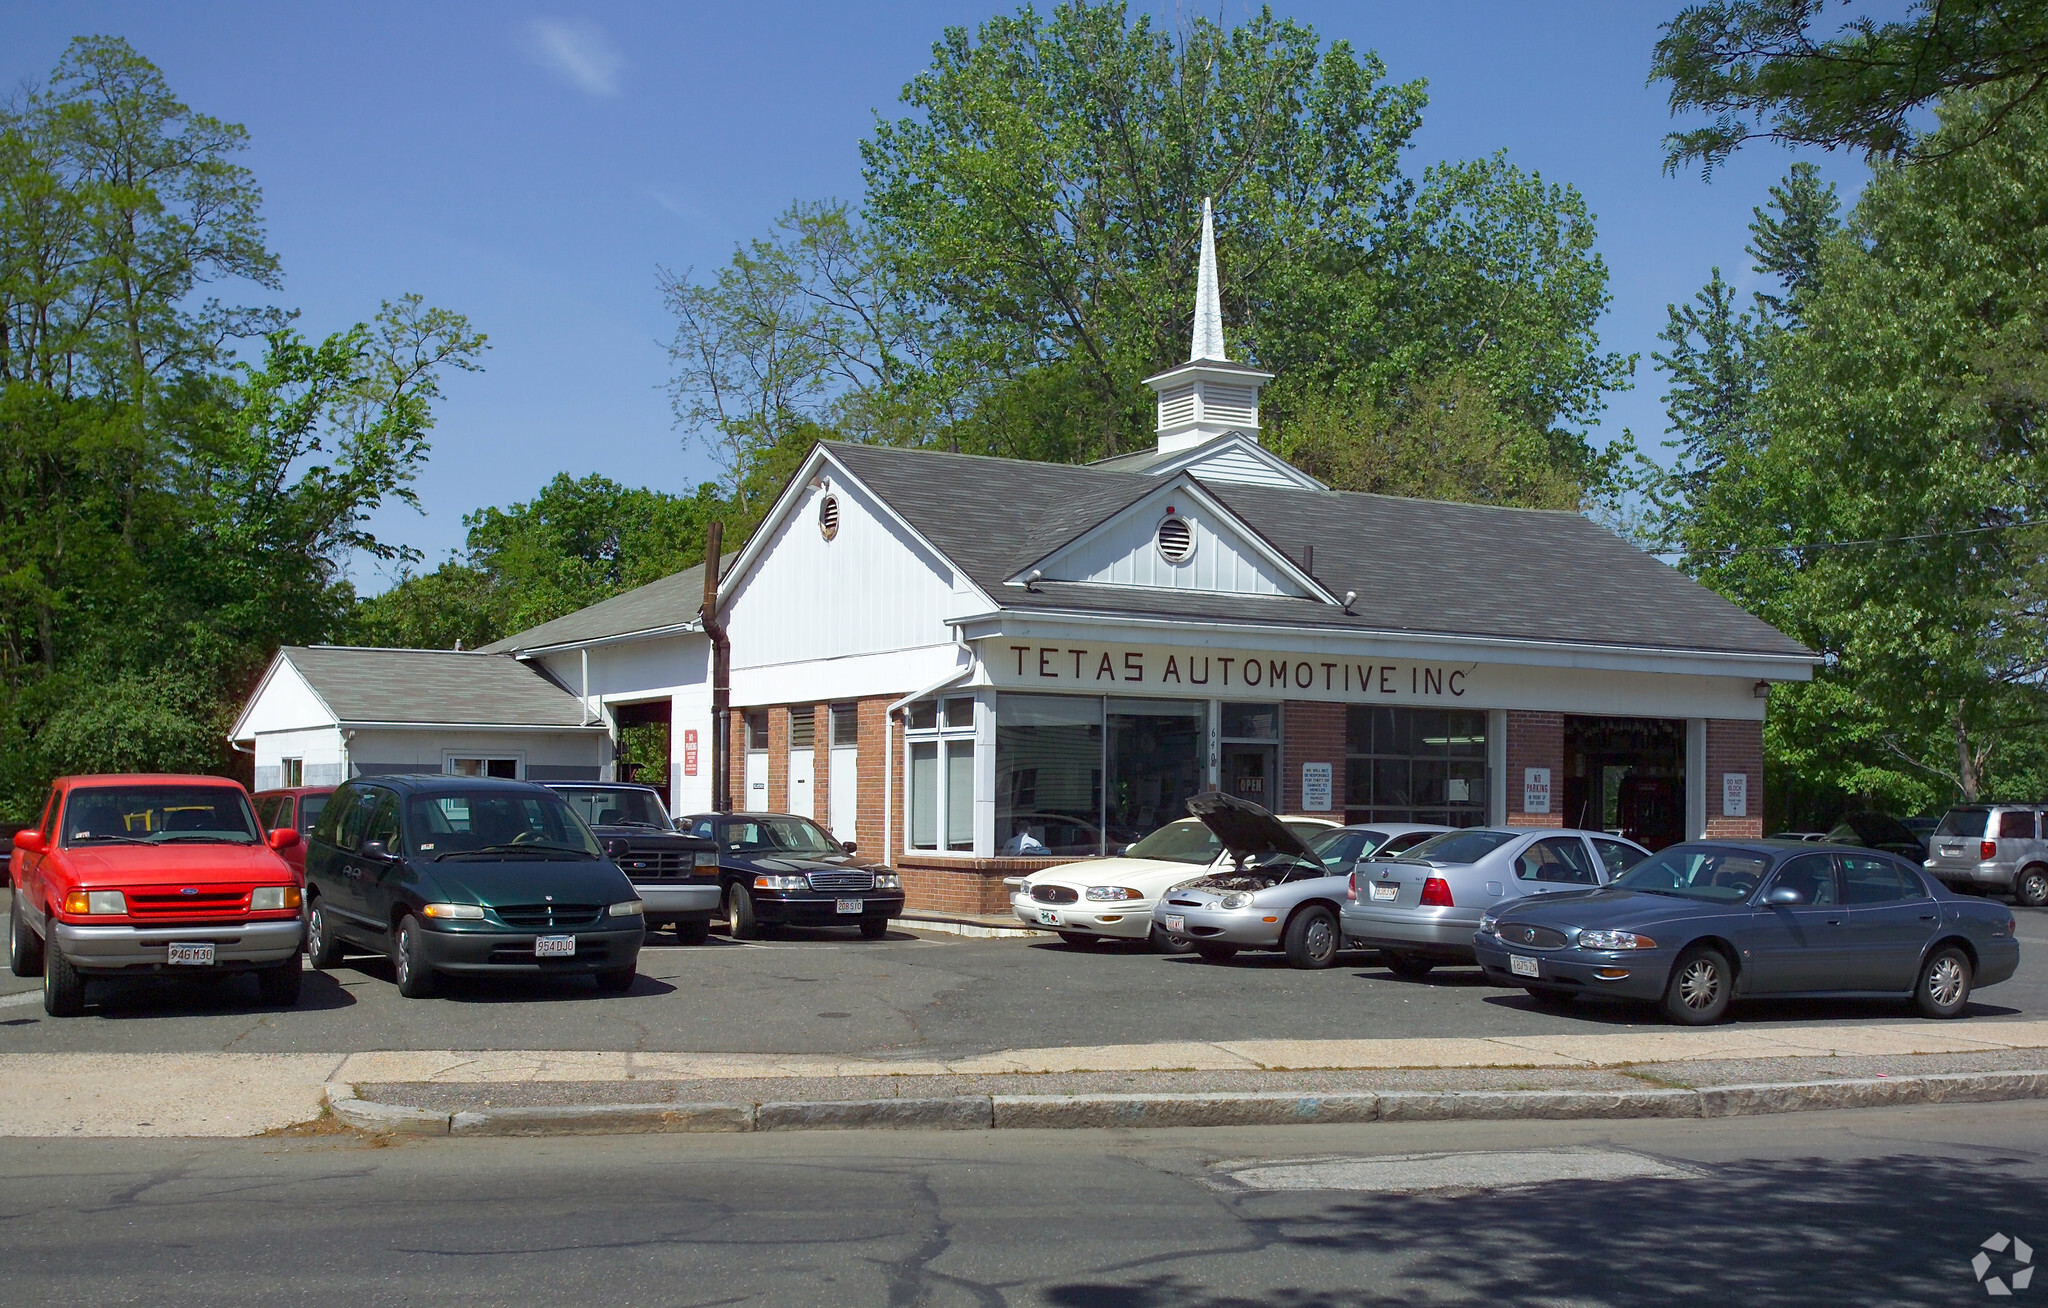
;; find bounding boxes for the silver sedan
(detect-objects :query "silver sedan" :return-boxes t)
[1339,827,1652,977]
[1155,823,1451,968]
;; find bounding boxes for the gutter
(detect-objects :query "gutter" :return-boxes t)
[506,621,704,658]
[332,720,611,733]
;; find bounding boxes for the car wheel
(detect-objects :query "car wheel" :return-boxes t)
[1056,932,1096,948]
[1383,951,1435,980]
[1914,944,1973,1019]
[42,938,84,1017]
[1525,986,1577,1009]
[1149,923,1195,955]
[675,917,711,945]
[257,960,302,1007]
[1283,906,1341,970]
[594,967,636,993]
[859,918,888,941]
[1195,942,1238,963]
[726,884,761,940]
[392,914,435,998]
[1662,945,1733,1025]
[9,890,43,978]
[305,898,344,970]
[2016,867,2048,909]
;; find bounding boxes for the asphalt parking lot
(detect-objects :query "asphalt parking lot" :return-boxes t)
[4,890,2046,1057]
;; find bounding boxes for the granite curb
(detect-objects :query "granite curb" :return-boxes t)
[323,1068,2048,1136]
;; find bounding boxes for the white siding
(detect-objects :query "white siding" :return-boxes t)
[1036,484,1306,596]
[1180,442,1304,488]
[726,474,965,669]
[252,725,346,792]
[345,727,606,781]
[240,658,335,736]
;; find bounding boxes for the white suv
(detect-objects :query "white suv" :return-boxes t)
[1925,805,2048,906]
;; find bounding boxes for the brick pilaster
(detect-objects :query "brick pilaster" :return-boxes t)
[1281,700,1346,817]
[1505,710,1565,827]
[1704,718,1764,838]
[767,706,789,812]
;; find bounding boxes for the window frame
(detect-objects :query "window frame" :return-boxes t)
[903,695,978,854]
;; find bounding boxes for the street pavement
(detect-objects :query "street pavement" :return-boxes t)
[0,1100,2042,1304]
[2,889,2045,1059]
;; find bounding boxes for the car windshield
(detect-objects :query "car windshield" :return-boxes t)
[1121,819,1224,865]
[405,791,601,859]
[1397,829,1519,865]
[61,785,261,846]
[1611,847,1770,902]
[719,816,842,855]
[551,786,672,830]
[1935,808,1989,838]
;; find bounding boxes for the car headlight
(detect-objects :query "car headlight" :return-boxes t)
[63,890,127,915]
[1219,892,1254,910]
[873,872,901,890]
[1477,912,1498,936]
[1085,886,1143,902]
[609,899,644,917]
[754,875,809,891]
[694,851,720,868]
[250,886,301,911]
[1577,928,1656,951]
[421,902,485,920]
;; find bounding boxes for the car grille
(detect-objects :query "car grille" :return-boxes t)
[126,887,252,919]
[495,903,604,930]
[1499,923,1569,950]
[1166,897,1204,908]
[1031,884,1079,904]
[616,849,699,878]
[806,870,875,893]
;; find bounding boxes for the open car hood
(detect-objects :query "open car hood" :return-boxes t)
[1186,792,1319,865]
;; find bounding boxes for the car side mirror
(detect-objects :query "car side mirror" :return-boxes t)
[359,839,393,862]
[604,837,631,861]
[11,829,44,854]
[267,828,301,851]
[841,840,857,854]
[1764,885,1806,907]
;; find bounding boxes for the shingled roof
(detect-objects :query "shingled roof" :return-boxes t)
[822,441,1810,659]
[480,555,735,655]
[277,646,594,727]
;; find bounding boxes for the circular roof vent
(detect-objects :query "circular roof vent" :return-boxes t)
[819,493,840,541]
[1156,514,1194,564]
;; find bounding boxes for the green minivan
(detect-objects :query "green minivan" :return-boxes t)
[302,774,645,997]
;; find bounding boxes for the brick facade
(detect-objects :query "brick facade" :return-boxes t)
[1281,700,1346,817]
[1704,718,1765,839]
[855,697,891,860]
[1505,710,1565,827]
[766,706,789,812]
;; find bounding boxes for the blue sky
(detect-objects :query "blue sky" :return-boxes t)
[2,2,1862,591]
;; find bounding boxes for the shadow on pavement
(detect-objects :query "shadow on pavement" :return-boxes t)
[1042,1153,2046,1306]
[82,967,356,1019]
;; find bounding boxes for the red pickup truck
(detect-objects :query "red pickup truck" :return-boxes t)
[8,774,307,1016]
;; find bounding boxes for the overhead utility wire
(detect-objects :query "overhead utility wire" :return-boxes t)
[1649,520,2041,560]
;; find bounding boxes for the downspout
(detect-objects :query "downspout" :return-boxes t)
[698,522,732,813]
[884,632,975,864]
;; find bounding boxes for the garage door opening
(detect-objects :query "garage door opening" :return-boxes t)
[610,698,673,802]
[1563,717,1685,850]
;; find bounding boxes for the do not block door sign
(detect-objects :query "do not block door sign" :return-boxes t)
[1722,772,1748,818]
[1523,768,1552,815]
[1301,763,1333,812]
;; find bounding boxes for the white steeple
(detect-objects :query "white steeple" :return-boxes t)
[1190,196,1226,362]
[1141,196,1272,455]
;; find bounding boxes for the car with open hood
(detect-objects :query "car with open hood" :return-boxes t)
[302,775,645,997]
[1154,810,1451,967]
[676,812,904,940]
[9,774,306,1016]
[1340,826,1652,977]
[1009,802,1338,952]
[545,783,721,942]
[1473,839,2020,1024]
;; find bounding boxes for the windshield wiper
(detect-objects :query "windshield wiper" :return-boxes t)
[70,834,155,846]
[435,842,591,860]
[158,834,255,844]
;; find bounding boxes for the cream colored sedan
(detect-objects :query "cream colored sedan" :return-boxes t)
[1009,814,1339,952]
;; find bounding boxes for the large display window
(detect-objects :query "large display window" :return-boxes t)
[993,694,1202,857]
[1345,706,1488,827]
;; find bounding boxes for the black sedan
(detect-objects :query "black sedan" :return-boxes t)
[676,812,904,940]
[1472,840,2019,1024]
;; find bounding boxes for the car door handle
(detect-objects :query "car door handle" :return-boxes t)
[1825,919,1843,926]
[1919,914,1937,921]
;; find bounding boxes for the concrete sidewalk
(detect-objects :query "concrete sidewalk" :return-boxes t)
[4,1019,2048,1137]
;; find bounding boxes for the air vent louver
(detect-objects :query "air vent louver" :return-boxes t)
[1156,515,1195,563]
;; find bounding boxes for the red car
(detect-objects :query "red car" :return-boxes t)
[8,774,306,1016]
[252,786,336,879]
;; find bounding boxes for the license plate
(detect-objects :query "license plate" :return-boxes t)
[1037,908,1060,926]
[535,935,576,958]
[1165,914,1186,932]
[1510,954,1540,978]
[1942,844,1962,857]
[1371,882,1399,902]
[166,942,214,966]
[836,898,862,915]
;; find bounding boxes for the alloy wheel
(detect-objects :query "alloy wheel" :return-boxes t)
[393,925,411,988]
[1927,954,1966,1008]
[1677,957,1721,1010]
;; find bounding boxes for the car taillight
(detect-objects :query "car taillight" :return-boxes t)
[1346,872,1357,902]
[1982,840,1998,860]
[1419,876,1454,908]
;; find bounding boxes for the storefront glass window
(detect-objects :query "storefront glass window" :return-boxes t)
[1105,699,1206,848]
[946,741,973,851]
[909,742,938,849]
[1345,707,1488,827]
[995,695,1102,857]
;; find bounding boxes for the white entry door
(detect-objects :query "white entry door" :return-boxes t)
[788,749,814,819]
[745,752,768,811]
[829,745,857,840]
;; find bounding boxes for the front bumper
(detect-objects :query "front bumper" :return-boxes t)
[635,882,721,916]
[52,918,304,973]
[754,892,904,927]
[1012,894,1154,939]
[1340,904,1484,959]
[416,923,644,974]
[1151,901,1282,948]
[1472,935,1672,1001]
